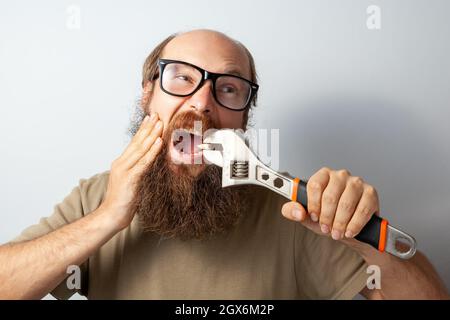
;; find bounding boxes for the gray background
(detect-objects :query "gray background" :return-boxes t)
[1,0,449,299]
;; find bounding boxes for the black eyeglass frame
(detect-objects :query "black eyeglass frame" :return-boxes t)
[156,58,259,111]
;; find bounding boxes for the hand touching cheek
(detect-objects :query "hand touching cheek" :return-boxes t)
[100,112,164,231]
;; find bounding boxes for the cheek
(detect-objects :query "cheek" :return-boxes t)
[148,90,183,131]
[216,109,245,129]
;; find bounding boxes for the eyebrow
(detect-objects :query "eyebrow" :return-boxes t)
[162,57,246,78]
[222,68,244,77]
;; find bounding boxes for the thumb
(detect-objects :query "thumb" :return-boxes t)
[281,201,322,233]
[281,201,307,222]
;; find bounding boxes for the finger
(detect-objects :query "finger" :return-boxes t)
[345,185,379,238]
[123,119,163,169]
[133,112,159,144]
[121,113,159,160]
[281,201,308,222]
[306,167,330,222]
[281,202,328,236]
[130,136,164,175]
[318,170,348,234]
[331,177,364,240]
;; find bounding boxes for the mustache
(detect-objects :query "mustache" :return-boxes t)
[165,111,216,136]
[128,108,217,139]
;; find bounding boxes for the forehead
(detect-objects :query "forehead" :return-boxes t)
[161,31,251,79]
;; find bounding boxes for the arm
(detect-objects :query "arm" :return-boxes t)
[0,207,121,299]
[0,112,163,300]
[282,167,449,300]
[348,241,449,299]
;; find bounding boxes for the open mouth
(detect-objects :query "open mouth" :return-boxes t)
[169,128,204,164]
[172,129,203,153]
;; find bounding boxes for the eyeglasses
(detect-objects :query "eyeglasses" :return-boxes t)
[156,59,259,111]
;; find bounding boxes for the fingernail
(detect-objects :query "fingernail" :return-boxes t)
[345,230,354,238]
[156,121,162,129]
[320,224,330,234]
[331,230,341,240]
[150,113,157,120]
[292,209,304,221]
[144,115,150,122]
[310,212,318,222]
[155,137,162,144]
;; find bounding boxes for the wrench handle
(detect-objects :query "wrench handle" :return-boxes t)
[291,178,388,252]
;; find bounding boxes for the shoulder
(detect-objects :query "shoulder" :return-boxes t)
[8,171,111,245]
[77,170,110,215]
[79,170,110,193]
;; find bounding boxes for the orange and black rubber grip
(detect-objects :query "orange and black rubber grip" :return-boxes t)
[291,177,389,252]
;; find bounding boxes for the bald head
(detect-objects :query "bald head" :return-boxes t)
[161,29,252,80]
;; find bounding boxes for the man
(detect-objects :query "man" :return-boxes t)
[0,29,447,300]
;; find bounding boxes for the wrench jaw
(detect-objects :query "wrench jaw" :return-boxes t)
[201,129,253,188]
[201,129,294,199]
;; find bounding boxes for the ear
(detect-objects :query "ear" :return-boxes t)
[141,80,155,111]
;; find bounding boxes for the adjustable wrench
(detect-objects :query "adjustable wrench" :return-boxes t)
[198,128,417,260]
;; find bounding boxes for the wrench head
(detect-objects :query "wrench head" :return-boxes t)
[201,129,295,198]
[201,129,259,188]
[202,129,251,167]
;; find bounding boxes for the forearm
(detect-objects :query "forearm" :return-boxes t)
[0,206,120,299]
[346,240,449,299]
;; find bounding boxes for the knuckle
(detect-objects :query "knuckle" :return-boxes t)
[322,193,338,206]
[339,200,354,212]
[364,185,378,197]
[318,167,331,175]
[349,176,364,188]
[308,180,323,193]
[314,167,333,177]
[337,169,351,177]
[359,206,373,218]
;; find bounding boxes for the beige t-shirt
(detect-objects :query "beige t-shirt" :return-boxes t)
[10,171,368,300]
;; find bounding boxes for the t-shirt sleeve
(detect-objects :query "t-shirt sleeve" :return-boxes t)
[7,171,109,300]
[294,223,369,299]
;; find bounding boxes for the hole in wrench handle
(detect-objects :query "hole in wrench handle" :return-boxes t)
[290,177,416,259]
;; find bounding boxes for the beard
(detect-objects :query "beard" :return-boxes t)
[127,110,249,240]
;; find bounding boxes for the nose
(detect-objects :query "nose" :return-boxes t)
[188,80,215,113]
